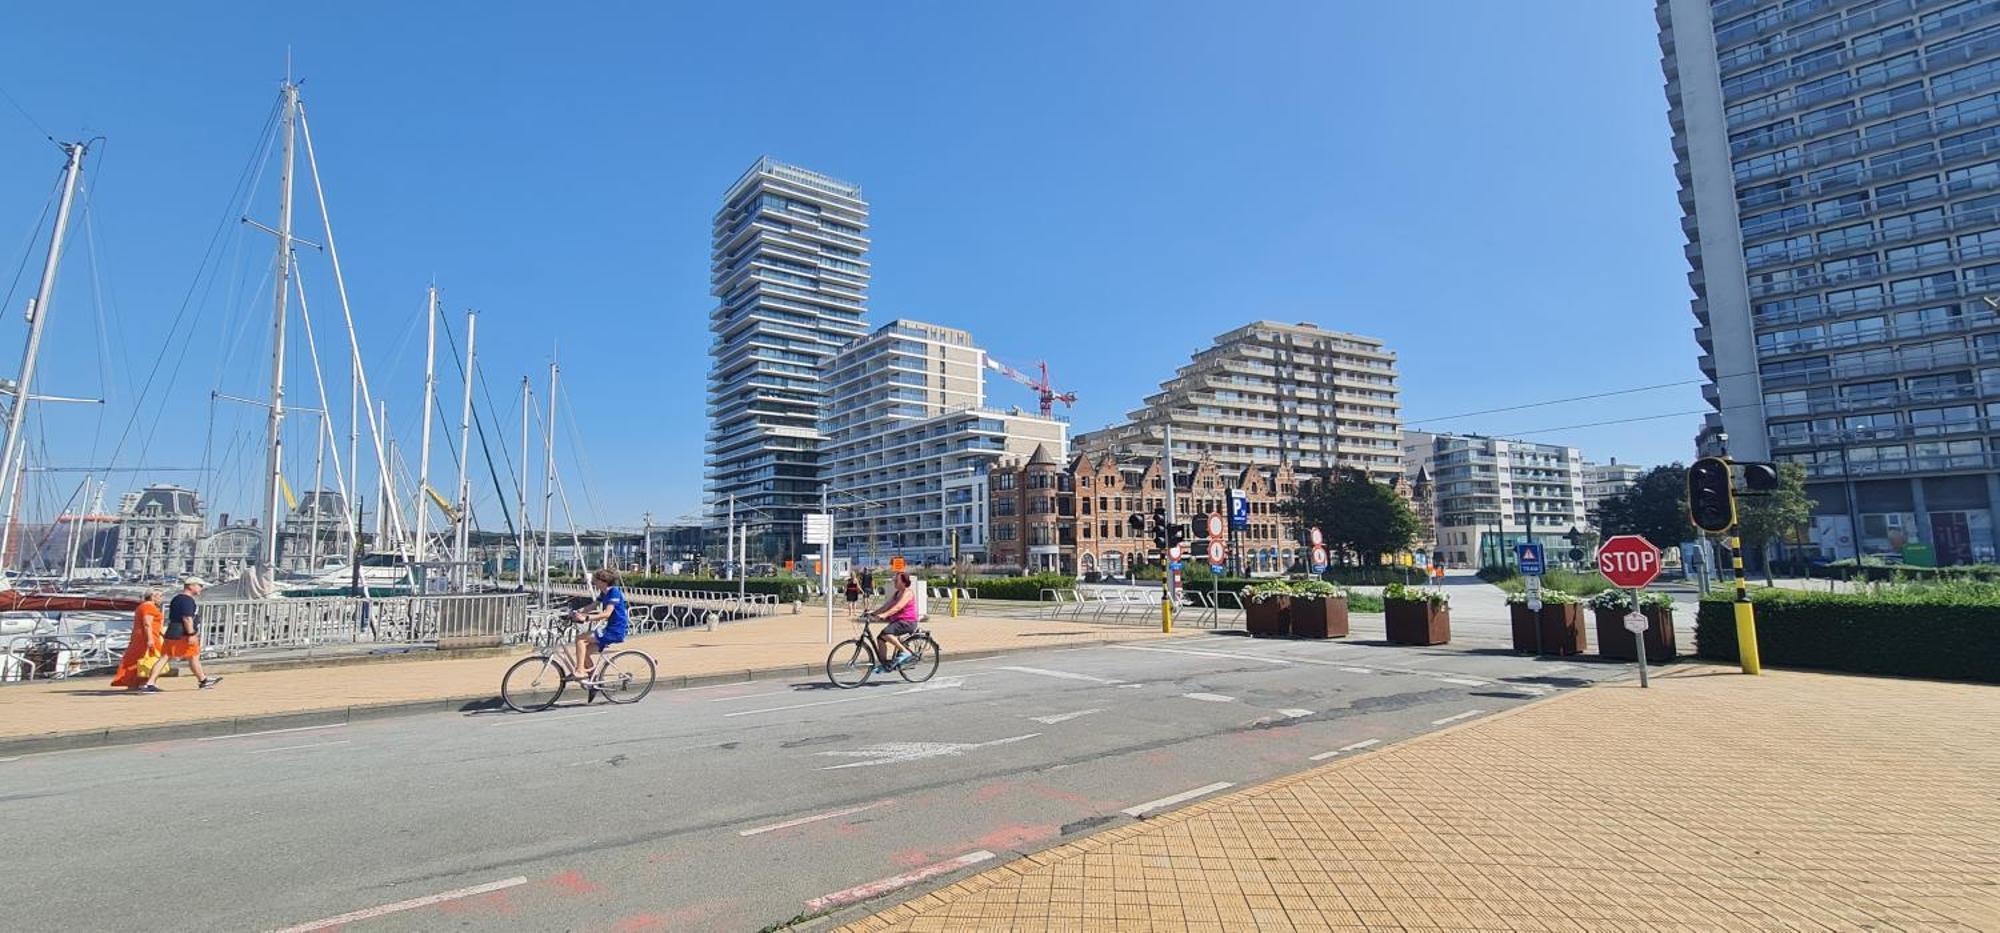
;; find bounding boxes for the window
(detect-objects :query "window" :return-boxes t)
[1858,51,1923,89]
[1909,405,1979,433]
[1757,325,1825,353]
[1840,379,1900,402]
[1815,222,1871,252]
[1825,285,1885,312]
[1947,160,2000,193]
[1865,111,1930,150]
[1907,371,1975,399]
[1930,56,2000,99]
[1890,272,1956,303]
[1813,192,1869,222]
[1885,239,1949,272]
[1896,305,1965,333]
[1858,82,1925,120]
[1821,254,1879,283]
[1960,228,2000,260]
[1810,160,1864,191]
[1733,119,1795,153]
[1805,131,1858,164]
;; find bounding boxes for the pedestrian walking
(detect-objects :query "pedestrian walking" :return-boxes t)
[859,567,875,599]
[110,588,165,691]
[844,571,863,617]
[156,576,221,690]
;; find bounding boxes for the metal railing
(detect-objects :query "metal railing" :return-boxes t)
[194,592,532,657]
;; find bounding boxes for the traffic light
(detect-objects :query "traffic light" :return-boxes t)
[1190,512,1210,540]
[1687,456,1736,533]
[1741,461,1780,493]
[1127,513,1145,534]
[1168,524,1189,547]
[1151,507,1168,549]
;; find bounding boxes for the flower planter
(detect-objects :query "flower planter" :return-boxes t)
[1539,604,1588,656]
[1594,606,1676,661]
[1288,596,1349,639]
[1383,599,1449,645]
[1508,603,1539,653]
[1245,596,1291,638]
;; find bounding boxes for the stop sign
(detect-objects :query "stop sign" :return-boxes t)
[1597,535,1662,589]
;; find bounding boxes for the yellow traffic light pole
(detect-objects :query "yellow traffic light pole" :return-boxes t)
[1726,527,1761,675]
[1691,455,1761,675]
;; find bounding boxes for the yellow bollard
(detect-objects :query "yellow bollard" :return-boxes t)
[950,589,960,618]
[1162,597,1173,633]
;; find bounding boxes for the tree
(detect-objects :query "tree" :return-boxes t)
[1280,468,1421,568]
[1595,464,1695,548]
[1737,462,1813,581]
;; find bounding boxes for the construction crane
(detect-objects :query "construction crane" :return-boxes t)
[984,356,1077,417]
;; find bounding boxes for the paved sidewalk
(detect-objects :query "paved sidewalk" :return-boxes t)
[0,612,1179,747]
[844,667,2000,931]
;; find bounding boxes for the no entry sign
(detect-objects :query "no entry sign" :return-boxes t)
[1597,535,1662,589]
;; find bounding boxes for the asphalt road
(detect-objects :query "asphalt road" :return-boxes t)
[1,631,1625,932]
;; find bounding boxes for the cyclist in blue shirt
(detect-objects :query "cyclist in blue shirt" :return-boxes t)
[568,568,629,681]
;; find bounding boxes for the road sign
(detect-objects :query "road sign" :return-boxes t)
[1413,551,1429,569]
[803,512,832,545]
[1516,542,1544,575]
[1597,535,1663,589]
[890,556,906,573]
[1310,545,1329,573]
[1170,561,1183,572]
[1207,541,1225,566]
[1169,544,1183,563]
[1308,527,1324,547]
[1206,515,1225,539]
[1228,490,1249,529]
[1624,611,1649,633]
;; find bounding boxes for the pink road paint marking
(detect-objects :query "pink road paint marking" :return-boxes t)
[805,850,997,913]
[737,800,892,837]
[549,870,604,896]
[267,876,528,932]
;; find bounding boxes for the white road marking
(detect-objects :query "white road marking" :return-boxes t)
[1340,666,1375,674]
[726,678,966,718]
[199,723,347,742]
[997,665,1124,685]
[488,710,610,727]
[1431,709,1487,726]
[706,688,808,703]
[1437,677,1487,687]
[268,876,529,932]
[248,740,350,755]
[1180,693,1236,703]
[1110,644,1292,664]
[1120,781,1236,817]
[816,733,1040,771]
[1308,738,1383,761]
[804,850,996,912]
[1029,708,1105,725]
[1276,708,1315,719]
[1116,683,1146,688]
[738,800,892,837]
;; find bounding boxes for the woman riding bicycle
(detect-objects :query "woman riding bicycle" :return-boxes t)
[862,571,920,673]
[568,568,629,680]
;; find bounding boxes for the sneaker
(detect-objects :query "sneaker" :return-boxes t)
[198,677,222,689]
[893,651,915,669]
[142,684,164,693]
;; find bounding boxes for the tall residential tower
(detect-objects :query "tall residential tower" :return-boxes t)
[1661,0,2000,563]
[706,158,870,562]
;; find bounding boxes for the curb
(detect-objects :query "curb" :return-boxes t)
[0,634,1177,758]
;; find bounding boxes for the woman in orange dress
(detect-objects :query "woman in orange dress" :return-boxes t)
[110,589,164,690]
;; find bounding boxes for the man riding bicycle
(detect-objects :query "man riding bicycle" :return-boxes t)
[567,568,629,681]
[861,571,920,673]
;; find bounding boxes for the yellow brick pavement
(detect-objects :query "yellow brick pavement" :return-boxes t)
[846,667,2000,932]
[0,612,1178,741]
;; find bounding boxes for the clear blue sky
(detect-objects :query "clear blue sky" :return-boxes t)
[0,1,1694,531]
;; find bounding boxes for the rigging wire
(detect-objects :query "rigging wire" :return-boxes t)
[434,310,516,536]
[0,166,63,327]
[0,80,54,143]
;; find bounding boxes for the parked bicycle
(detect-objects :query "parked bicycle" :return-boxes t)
[825,614,940,688]
[501,616,656,712]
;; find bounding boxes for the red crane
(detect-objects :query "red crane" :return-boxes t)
[984,356,1077,417]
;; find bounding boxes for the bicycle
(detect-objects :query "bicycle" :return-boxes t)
[501,616,657,712]
[825,614,941,688]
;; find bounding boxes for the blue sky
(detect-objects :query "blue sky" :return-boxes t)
[0,1,1693,531]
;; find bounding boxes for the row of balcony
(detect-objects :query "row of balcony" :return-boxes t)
[1765,379,2000,415]
[1760,342,2000,387]
[1716,0,1924,70]
[1772,414,2000,446]
[1755,309,2000,355]
[1801,446,2000,477]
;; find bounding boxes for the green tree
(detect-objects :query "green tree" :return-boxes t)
[1280,468,1421,567]
[1738,462,1814,581]
[1595,464,1695,548]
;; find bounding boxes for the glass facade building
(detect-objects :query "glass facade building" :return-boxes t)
[1662,0,2000,564]
[706,158,871,563]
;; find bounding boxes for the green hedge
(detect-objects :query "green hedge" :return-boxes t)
[1815,560,2000,583]
[1696,588,2000,683]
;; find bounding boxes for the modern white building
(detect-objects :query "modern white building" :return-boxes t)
[1405,432,1589,569]
[705,157,871,564]
[1583,459,1648,529]
[820,320,1069,567]
[1660,0,2000,564]
[1075,321,1404,485]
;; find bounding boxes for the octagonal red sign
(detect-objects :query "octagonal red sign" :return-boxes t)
[1597,535,1662,589]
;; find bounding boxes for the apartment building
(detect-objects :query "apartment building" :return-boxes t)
[1660,0,2000,563]
[1582,459,1648,529]
[821,320,1068,567]
[1074,321,1404,485]
[1405,432,1588,568]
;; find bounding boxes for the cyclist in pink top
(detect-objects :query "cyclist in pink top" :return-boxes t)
[863,571,920,673]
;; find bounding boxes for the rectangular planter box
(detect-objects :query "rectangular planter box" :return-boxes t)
[1245,597,1290,638]
[1539,604,1588,656]
[1384,599,1449,645]
[1595,606,1676,661]
[1509,603,1538,653]
[1289,596,1349,639]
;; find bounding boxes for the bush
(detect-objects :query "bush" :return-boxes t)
[1383,582,1448,607]
[1817,560,2000,583]
[1695,587,2000,683]
[1477,565,1519,584]
[918,574,1076,601]
[1492,568,1615,597]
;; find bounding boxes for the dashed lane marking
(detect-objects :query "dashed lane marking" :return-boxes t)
[738,800,893,837]
[1276,708,1315,719]
[488,710,611,727]
[267,876,529,932]
[1109,644,1292,665]
[199,723,348,742]
[1120,781,1236,818]
[1029,708,1105,725]
[1309,738,1382,761]
[997,666,1125,685]
[248,740,350,755]
[1431,709,1487,726]
[804,851,996,913]
[1180,693,1236,703]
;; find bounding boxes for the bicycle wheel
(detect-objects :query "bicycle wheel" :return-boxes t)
[501,655,567,712]
[826,638,876,688]
[898,634,941,683]
[596,651,657,704]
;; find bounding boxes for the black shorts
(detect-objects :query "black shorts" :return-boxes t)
[883,620,918,637]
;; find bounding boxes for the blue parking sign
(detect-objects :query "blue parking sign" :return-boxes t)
[1516,543,1544,576]
[1229,490,1249,529]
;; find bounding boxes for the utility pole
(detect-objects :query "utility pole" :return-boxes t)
[0,141,87,572]
[453,311,476,591]
[822,485,833,645]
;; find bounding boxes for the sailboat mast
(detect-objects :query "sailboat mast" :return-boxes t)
[453,312,476,591]
[517,377,530,589]
[540,362,557,602]
[414,286,437,574]
[0,141,87,574]
[261,81,298,575]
